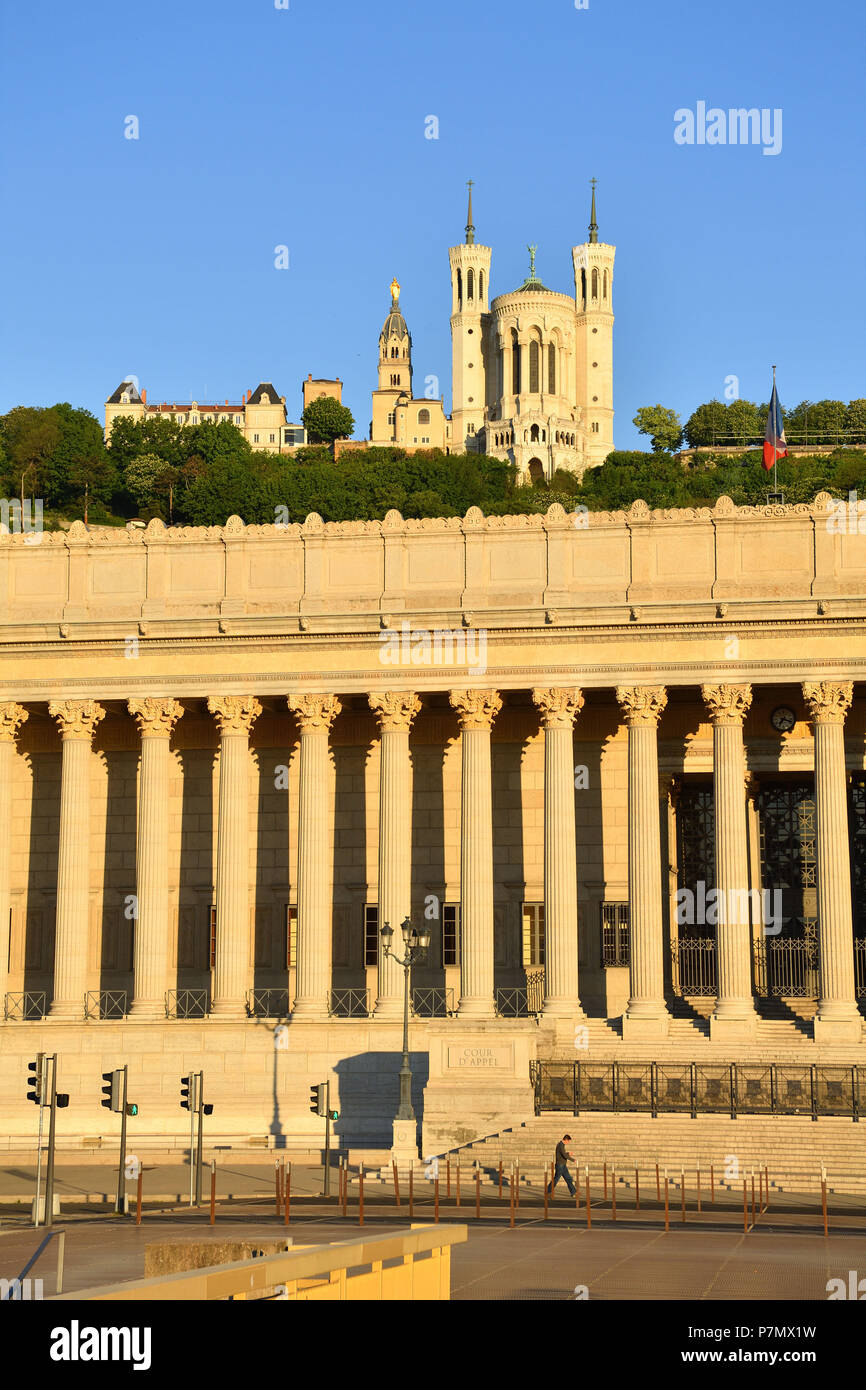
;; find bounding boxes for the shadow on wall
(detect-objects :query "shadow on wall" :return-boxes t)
[332,1051,430,1147]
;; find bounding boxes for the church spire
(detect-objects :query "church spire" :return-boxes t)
[465,179,475,245]
[588,177,598,243]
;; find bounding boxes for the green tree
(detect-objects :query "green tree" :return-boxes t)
[301,396,355,445]
[632,405,683,453]
[124,453,179,516]
[726,399,762,447]
[684,400,728,448]
[845,399,866,443]
[1,406,62,502]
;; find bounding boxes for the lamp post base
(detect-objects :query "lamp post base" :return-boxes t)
[390,1118,419,1170]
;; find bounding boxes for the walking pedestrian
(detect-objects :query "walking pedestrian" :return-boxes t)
[549,1134,576,1198]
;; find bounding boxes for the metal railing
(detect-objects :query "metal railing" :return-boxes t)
[328,989,370,1019]
[674,938,717,997]
[3,992,48,1021]
[165,989,209,1019]
[246,989,290,1018]
[533,1060,864,1121]
[84,990,128,1021]
[411,987,455,1018]
[856,940,866,999]
[753,939,819,998]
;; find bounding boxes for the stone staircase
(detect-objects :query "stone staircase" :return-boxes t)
[441,1111,866,1195]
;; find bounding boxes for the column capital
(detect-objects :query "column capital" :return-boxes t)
[0,702,28,742]
[532,687,584,728]
[207,695,262,735]
[49,699,105,740]
[288,692,342,733]
[802,681,853,724]
[701,682,753,725]
[449,689,503,731]
[616,685,667,727]
[128,696,185,737]
[368,691,421,731]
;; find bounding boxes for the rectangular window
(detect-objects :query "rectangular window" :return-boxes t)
[442,903,460,966]
[253,433,260,443]
[522,903,545,967]
[364,904,378,966]
[208,905,217,970]
[269,433,275,443]
[601,902,629,966]
[285,904,297,970]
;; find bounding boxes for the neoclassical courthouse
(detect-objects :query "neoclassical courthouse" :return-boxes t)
[1,496,866,1153]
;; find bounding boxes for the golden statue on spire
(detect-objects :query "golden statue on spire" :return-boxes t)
[390,277,400,303]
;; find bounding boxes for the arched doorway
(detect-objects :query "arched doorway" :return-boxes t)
[528,457,544,483]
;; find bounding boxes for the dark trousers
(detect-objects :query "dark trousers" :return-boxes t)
[550,1162,575,1196]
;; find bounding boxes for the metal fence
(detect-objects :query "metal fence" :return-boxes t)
[165,989,209,1019]
[533,1060,864,1120]
[328,989,370,1018]
[495,970,544,1018]
[84,990,128,1021]
[246,989,290,1018]
[411,988,455,1018]
[856,941,866,998]
[675,938,717,996]
[3,992,48,1021]
[753,939,819,997]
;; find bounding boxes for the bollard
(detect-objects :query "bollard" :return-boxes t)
[697,1166,701,1213]
[456,1160,461,1208]
[543,1165,549,1220]
[764,1165,770,1212]
[499,1159,503,1201]
[358,1164,364,1227]
[680,1167,686,1224]
[210,1160,216,1226]
[635,1166,640,1211]
[475,1164,481,1221]
[409,1164,414,1220]
[655,1163,660,1202]
[611,1167,616,1221]
[743,1180,748,1233]
[585,1168,591,1228]
[392,1161,401,1209]
[821,1166,828,1237]
[515,1162,520,1209]
[342,1160,348,1219]
[574,1162,580,1212]
[664,1171,669,1231]
[710,1163,714,1206]
[751,1170,756,1227]
[603,1161,608,1201]
[434,1175,440,1223]
[284,1164,291,1227]
[275,1160,281,1217]
[446,1157,451,1200]
[136,1168,143,1226]
[509,1166,515,1228]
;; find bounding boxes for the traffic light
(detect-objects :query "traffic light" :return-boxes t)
[180,1074,194,1111]
[202,1103,213,1116]
[126,1102,138,1117]
[310,1083,325,1117]
[329,1109,339,1121]
[101,1069,122,1112]
[27,1054,45,1105]
[56,1094,69,1108]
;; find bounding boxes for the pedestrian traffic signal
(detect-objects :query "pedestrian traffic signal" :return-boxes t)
[126,1103,138,1117]
[101,1069,122,1112]
[310,1083,326,1117]
[329,1109,339,1121]
[27,1054,45,1105]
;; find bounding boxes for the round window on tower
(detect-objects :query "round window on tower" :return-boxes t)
[468,329,473,335]
[468,362,474,368]
[468,397,474,403]
[592,328,598,334]
[592,361,598,367]
[592,396,598,402]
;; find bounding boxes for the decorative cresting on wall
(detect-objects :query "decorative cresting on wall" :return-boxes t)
[127,696,185,736]
[47,699,106,739]
[701,683,753,726]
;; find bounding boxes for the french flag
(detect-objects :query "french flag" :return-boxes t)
[763,379,788,471]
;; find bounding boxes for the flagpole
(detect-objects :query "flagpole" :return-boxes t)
[772,364,778,493]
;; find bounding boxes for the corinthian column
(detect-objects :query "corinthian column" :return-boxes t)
[48,700,105,1019]
[702,684,757,1039]
[0,704,28,1010]
[450,690,502,1019]
[207,696,261,1017]
[803,681,860,1042]
[288,693,342,1018]
[368,692,421,1017]
[616,686,670,1039]
[127,698,184,1019]
[532,688,584,1017]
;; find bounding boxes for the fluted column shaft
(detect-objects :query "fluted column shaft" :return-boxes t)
[616,687,669,1036]
[289,694,341,1017]
[532,688,584,1016]
[48,701,105,1019]
[128,699,184,1019]
[369,693,421,1017]
[208,696,261,1017]
[803,682,859,1034]
[0,704,28,1009]
[702,684,756,1030]
[450,691,502,1018]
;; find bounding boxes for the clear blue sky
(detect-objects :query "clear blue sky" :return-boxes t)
[1,0,863,449]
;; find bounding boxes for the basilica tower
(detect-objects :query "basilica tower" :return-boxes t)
[449,182,492,451]
[378,278,413,396]
[572,180,615,466]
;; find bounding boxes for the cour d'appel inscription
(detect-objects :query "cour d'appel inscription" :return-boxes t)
[447,1044,514,1072]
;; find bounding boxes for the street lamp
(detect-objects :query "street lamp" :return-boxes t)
[380,916,431,1121]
